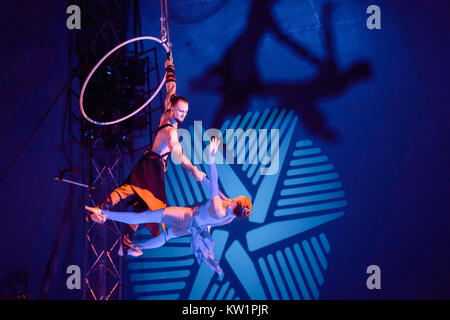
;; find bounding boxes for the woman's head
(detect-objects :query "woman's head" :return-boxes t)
[230,196,252,217]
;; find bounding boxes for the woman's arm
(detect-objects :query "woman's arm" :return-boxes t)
[202,137,220,199]
[202,178,229,202]
[209,156,219,199]
[204,137,227,219]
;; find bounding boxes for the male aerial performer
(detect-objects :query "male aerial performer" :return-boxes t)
[98,53,206,256]
[86,137,252,274]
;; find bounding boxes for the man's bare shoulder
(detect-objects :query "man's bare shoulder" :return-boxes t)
[156,123,175,134]
[157,125,179,144]
[165,125,178,136]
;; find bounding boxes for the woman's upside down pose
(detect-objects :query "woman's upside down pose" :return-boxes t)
[85,137,252,274]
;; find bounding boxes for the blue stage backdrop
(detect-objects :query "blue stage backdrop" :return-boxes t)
[120,0,450,300]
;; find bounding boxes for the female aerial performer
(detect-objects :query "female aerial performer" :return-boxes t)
[85,137,252,274]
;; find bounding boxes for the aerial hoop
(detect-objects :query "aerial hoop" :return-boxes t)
[80,36,170,126]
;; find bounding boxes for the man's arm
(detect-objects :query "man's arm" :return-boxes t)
[164,56,176,112]
[165,127,205,182]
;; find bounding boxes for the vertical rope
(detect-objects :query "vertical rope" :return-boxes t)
[165,0,170,47]
[160,0,166,42]
[159,0,170,49]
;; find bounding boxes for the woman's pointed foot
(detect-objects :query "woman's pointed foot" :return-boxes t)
[85,205,107,223]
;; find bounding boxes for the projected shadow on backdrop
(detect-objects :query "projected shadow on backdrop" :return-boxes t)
[192,0,371,141]
[124,0,370,301]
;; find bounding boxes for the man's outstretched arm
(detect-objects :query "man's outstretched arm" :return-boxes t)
[165,127,205,182]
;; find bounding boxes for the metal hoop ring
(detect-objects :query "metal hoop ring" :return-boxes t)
[80,36,170,126]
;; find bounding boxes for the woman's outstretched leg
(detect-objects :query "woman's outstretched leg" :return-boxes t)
[85,206,164,224]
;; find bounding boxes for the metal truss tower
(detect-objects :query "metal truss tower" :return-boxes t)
[65,0,165,300]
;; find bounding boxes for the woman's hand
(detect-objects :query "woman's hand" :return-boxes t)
[209,136,220,158]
